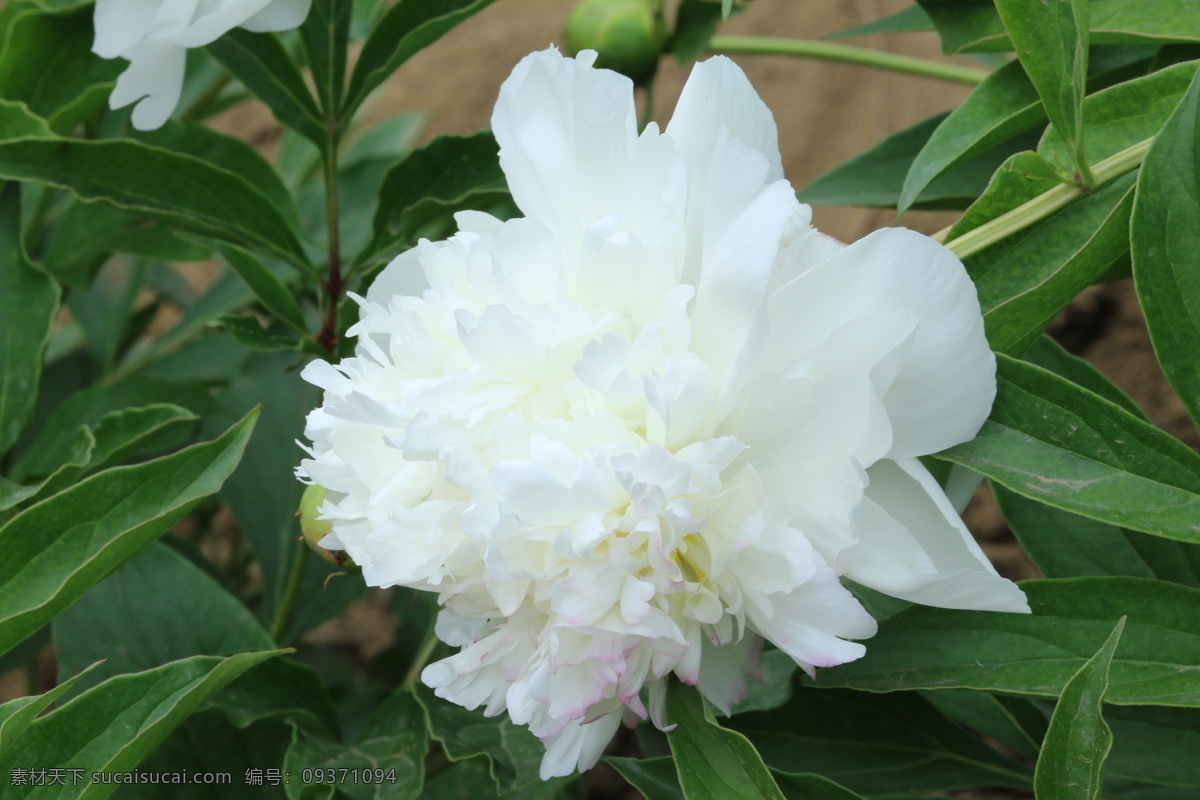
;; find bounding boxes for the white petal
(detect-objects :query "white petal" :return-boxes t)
[766,227,996,458]
[845,458,1030,613]
[491,48,687,254]
[240,0,313,32]
[366,246,430,306]
[109,41,187,130]
[666,55,784,184]
[92,0,157,58]
[171,0,275,47]
[539,711,623,779]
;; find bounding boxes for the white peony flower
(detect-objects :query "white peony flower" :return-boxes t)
[297,48,1030,779]
[92,0,313,130]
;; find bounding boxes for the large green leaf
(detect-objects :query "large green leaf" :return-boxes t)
[728,688,1031,794]
[0,181,59,458]
[996,483,1200,587]
[1034,618,1124,800]
[818,577,1200,707]
[968,172,1135,355]
[0,409,257,657]
[0,137,312,271]
[939,355,1200,542]
[898,61,1044,212]
[0,651,284,799]
[0,6,122,134]
[1022,335,1148,420]
[798,111,1036,210]
[995,0,1092,185]
[0,660,102,759]
[207,352,364,640]
[413,683,546,796]
[609,756,871,800]
[342,0,499,118]
[825,5,933,39]
[283,687,427,800]
[207,29,327,147]
[919,689,1044,761]
[358,132,507,270]
[1131,64,1200,429]
[666,681,786,800]
[919,0,1200,54]
[1105,705,1200,787]
[220,248,309,334]
[300,0,351,118]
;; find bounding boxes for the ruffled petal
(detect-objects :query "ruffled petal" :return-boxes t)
[845,458,1030,613]
[92,0,158,58]
[765,227,996,459]
[172,0,276,47]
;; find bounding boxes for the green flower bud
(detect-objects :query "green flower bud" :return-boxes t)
[565,0,664,86]
[298,484,353,569]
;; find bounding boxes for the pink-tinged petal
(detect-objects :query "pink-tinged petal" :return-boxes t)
[697,634,762,715]
[766,227,995,458]
[845,458,1030,613]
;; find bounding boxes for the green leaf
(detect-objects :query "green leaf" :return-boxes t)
[283,687,427,800]
[919,689,1044,761]
[608,757,685,800]
[0,650,284,799]
[207,29,327,147]
[899,60,1045,212]
[995,483,1200,587]
[1105,705,1200,787]
[1042,60,1199,178]
[608,756,870,800]
[666,681,785,800]
[1034,617,1124,800]
[414,683,546,795]
[731,648,796,715]
[131,120,300,228]
[342,0,499,118]
[0,409,258,658]
[0,99,55,140]
[799,111,1036,210]
[672,0,725,64]
[300,0,352,118]
[28,403,199,503]
[818,577,1200,707]
[0,660,103,758]
[0,181,59,458]
[825,5,933,39]
[218,314,305,352]
[0,6,122,134]
[919,0,1200,54]
[208,352,364,640]
[1131,63,1200,429]
[0,137,312,271]
[728,688,1031,794]
[995,0,1093,186]
[220,248,309,333]
[939,354,1200,543]
[1022,335,1148,420]
[11,377,215,482]
[359,132,507,269]
[43,200,211,289]
[968,172,1135,355]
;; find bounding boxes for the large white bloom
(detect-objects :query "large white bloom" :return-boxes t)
[298,48,1029,779]
[92,0,312,130]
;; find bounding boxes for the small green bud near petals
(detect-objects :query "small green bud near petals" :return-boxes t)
[565,0,664,85]
[298,484,353,569]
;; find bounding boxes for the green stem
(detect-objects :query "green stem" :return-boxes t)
[181,72,233,123]
[402,624,440,688]
[270,539,309,643]
[707,35,989,85]
[940,137,1151,259]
